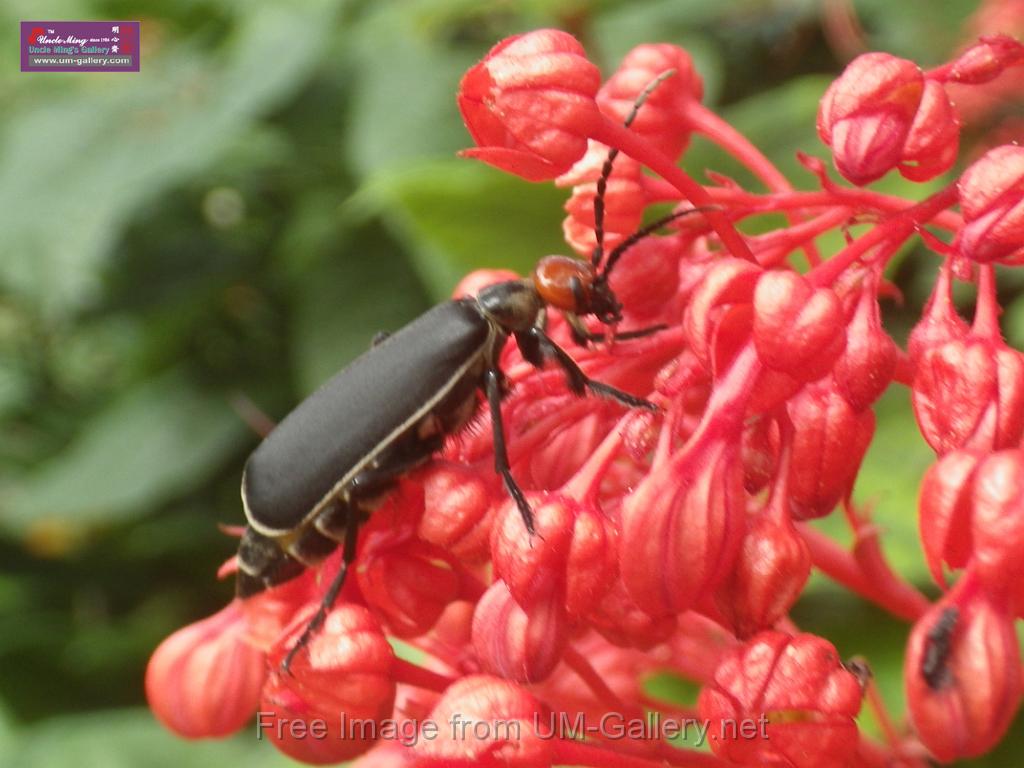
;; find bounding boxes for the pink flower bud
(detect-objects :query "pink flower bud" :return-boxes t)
[597,43,703,160]
[907,263,969,366]
[912,338,1024,454]
[419,462,498,563]
[414,676,552,767]
[819,52,959,185]
[787,378,875,519]
[752,270,846,382]
[957,145,1024,265]
[146,600,266,738]
[559,150,645,256]
[458,30,602,181]
[269,604,396,733]
[905,587,1023,762]
[919,450,982,585]
[472,580,568,683]
[698,631,864,767]
[491,494,615,618]
[948,34,1024,85]
[607,232,685,323]
[620,440,745,615]
[833,283,898,411]
[357,534,461,638]
[971,449,1024,588]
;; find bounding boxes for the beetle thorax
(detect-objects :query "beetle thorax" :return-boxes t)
[475,279,545,332]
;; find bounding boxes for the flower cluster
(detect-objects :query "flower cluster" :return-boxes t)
[148,20,1024,768]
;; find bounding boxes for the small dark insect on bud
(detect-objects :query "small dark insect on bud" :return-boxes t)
[921,606,959,690]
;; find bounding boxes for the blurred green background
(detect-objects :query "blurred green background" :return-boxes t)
[0,0,1022,765]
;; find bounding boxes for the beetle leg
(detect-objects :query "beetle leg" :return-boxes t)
[371,331,391,347]
[484,367,536,535]
[528,326,659,411]
[565,313,668,345]
[281,504,360,674]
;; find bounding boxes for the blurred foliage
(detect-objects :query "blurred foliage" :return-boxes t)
[0,0,1020,765]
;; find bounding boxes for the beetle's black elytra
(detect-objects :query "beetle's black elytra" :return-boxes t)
[235,69,707,670]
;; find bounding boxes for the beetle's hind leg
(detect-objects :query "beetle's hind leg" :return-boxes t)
[281,503,360,674]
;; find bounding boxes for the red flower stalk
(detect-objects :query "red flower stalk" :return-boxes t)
[698,631,864,768]
[905,577,1023,762]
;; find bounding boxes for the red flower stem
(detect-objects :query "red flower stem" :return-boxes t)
[864,674,902,749]
[807,185,959,288]
[683,100,821,265]
[972,264,1001,338]
[562,646,644,721]
[391,657,455,693]
[796,523,926,622]
[642,180,964,231]
[554,739,737,768]
[842,499,930,621]
[593,117,755,262]
[750,207,853,266]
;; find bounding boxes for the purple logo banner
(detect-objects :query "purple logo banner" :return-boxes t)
[21,21,140,72]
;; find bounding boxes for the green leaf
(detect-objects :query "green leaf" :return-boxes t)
[2,370,246,535]
[0,709,293,768]
[364,160,567,301]
[0,1,341,318]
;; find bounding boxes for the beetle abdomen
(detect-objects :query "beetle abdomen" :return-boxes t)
[242,299,492,535]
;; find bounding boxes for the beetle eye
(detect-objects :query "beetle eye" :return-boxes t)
[532,256,595,313]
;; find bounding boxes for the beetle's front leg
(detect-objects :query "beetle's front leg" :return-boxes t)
[484,368,536,535]
[527,326,659,411]
[565,312,668,345]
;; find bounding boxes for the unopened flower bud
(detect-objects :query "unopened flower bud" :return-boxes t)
[971,449,1024,588]
[752,270,846,382]
[146,600,266,738]
[472,580,568,683]
[905,586,1023,762]
[833,283,898,411]
[698,631,863,767]
[682,257,760,373]
[919,450,982,585]
[419,462,498,563]
[957,145,1024,265]
[414,676,552,767]
[818,53,958,184]
[458,30,602,181]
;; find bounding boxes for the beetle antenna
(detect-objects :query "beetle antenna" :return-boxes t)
[599,205,720,280]
[591,68,677,269]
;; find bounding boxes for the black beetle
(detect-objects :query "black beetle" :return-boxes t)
[234,71,703,668]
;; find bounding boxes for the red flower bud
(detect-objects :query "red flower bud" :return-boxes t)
[919,450,982,585]
[682,257,760,373]
[607,232,685,323]
[146,600,266,738]
[787,378,875,519]
[818,53,958,184]
[259,676,380,765]
[588,577,677,650]
[269,604,396,733]
[957,145,1024,265]
[971,449,1024,588]
[458,30,602,181]
[357,533,461,638]
[752,270,846,382]
[715,505,811,638]
[596,43,703,160]
[414,676,552,767]
[620,440,745,615]
[905,586,1023,762]
[472,580,568,683]
[491,494,615,618]
[419,462,498,563]
[833,282,898,411]
[740,415,779,493]
[912,338,1024,454]
[698,631,864,768]
[948,34,1024,85]
[907,263,969,366]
